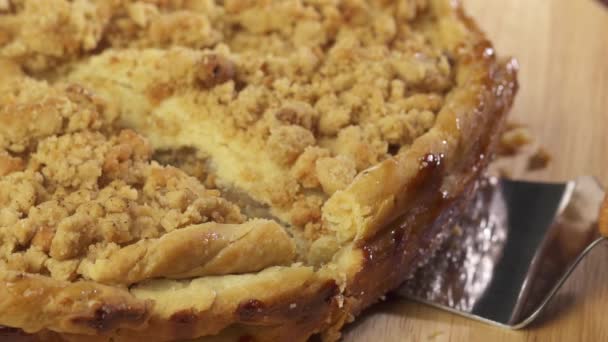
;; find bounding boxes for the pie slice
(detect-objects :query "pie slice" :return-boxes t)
[0,0,518,341]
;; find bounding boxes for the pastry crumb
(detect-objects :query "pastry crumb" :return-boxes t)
[527,147,552,171]
[316,156,357,195]
[499,126,533,155]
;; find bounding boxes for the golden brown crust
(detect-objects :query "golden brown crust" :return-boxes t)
[79,220,296,285]
[123,266,334,341]
[0,271,152,335]
[0,0,519,341]
[346,57,517,316]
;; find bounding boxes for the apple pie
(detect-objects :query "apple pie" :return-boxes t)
[0,0,518,341]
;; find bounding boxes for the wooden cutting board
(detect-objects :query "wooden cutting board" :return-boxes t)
[344,0,608,341]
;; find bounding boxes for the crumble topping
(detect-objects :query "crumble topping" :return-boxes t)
[0,76,247,282]
[1,0,456,279]
[0,72,108,155]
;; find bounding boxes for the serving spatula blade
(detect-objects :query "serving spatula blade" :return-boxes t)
[397,176,606,328]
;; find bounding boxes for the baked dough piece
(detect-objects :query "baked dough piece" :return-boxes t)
[0,0,518,341]
[79,220,296,285]
[0,270,152,335]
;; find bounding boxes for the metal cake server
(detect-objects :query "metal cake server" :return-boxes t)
[398,176,606,329]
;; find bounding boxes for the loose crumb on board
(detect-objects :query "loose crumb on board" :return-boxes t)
[498,126,533,156]
[527,147,552,171]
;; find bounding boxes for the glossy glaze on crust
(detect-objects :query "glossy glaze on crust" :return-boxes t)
[0,271,152,335]
[0,0,518,341]
[330,0,519,325]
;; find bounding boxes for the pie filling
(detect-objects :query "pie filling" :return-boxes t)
[0,0,467,298]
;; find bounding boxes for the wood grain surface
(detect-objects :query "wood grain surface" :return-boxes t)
[343,0,608,341]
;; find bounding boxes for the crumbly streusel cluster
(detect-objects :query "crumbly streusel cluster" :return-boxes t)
[0,72,243,281]
[1,0,453,276]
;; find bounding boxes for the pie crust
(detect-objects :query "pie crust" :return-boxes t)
[0,1,518,341]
